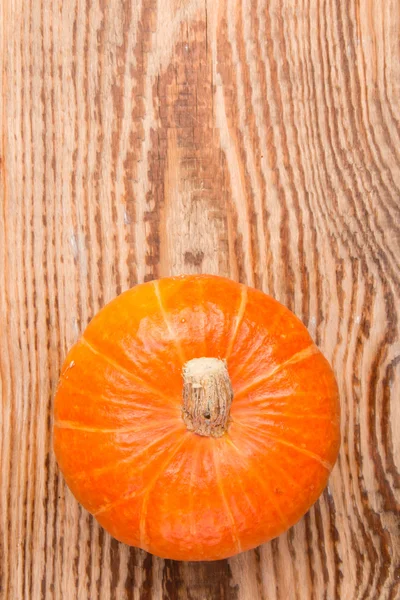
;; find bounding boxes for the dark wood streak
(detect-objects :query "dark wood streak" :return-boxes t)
[370,288,400,511]
[83,0,96,321]
[325,487,343,600]
[217,3,260,287]
[355,274,391,600]
[351,3,400,199]
[261,2,299,312]
[110,0,133,298]
[124,0,158,286]
[41,0,58,593]
[18,4,29,599]
[313,502,329,595]
[149,15,234,280]
[125,546,138,599]
[161,559,240,600]
[241,1,274,293]
[270,539,281,600]
[248,0,277,298]
[70,2,83,335]
[340,258,369,599]
[381,354,400,487]
[139,552,154,600]
[93,0,107,310]
[49,0,63,591]
[253,547,264,600]
[25,1,41,597]
[73,507,82,595]
[303,513,316,599]
[84,515,92,598]
[109,537,121,600]
[290,0,332,346]
[97,525,105,598]
[380,4,400,143]
[264,0,312,319]
[250,0,297,305]
[286,529,302,600]
[277,0,318,328]
[291,0,327,343]
[329,0,400,278]
[350,270,379,600]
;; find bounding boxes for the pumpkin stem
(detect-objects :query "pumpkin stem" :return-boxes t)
[182,357,233,437]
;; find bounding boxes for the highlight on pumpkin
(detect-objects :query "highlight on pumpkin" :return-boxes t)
[53,274,340,561]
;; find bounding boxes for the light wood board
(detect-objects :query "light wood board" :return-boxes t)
[1,0,399,598]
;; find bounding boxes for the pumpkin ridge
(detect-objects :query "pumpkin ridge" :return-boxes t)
[229,303,287,382]
[266,459,303,492]
[76,427,183,487]
[226,434,289,530]
[233,343,319,399]
[188,445,201,538]
[80,336,175,402]
[234,411,335,422]
[231,392,313,410]
[232,420,333,471]
[222,440,259,518]
[53,420,178,434]
[152,279,186,364]
[213,446,242,554]
[138,435,189,550]
[224,285,248,361]
[57,379,172,411]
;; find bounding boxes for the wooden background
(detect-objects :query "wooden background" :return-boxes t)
[1,0,399,598]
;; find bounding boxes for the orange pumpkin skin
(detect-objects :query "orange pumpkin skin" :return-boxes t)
[54,275,340,561]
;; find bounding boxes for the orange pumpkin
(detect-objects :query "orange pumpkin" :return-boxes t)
[54,275,340,561]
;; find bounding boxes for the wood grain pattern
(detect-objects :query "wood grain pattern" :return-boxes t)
[1,0,399,598]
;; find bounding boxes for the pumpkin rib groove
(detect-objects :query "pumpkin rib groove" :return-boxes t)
[226,436,289,530]
[231,392,313,410]
[76,427,183,487]
[152,279,186,364]
[188,445,201,538]
[229,303,287,382]
[138,435,189,550]
[53,420,178,434]
[58,376,180,411]
[232,409,335,422]
[263,434,332,471]
[233,343,319,400]
[57,380,169,411]
[232,420,332,471]
[225,435,244,456]
[213,447,242,554]
[266,460,303,493]
[252,469,289,530]
[223,440,262,518]
[80,336,175,403]
[225,285,248,361]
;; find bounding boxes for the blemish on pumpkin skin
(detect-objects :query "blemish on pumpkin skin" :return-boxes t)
[62,360,75,379]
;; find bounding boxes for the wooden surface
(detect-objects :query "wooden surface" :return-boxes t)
[1,0,399,598]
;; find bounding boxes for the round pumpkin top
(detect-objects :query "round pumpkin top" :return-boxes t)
[53,275,340,561]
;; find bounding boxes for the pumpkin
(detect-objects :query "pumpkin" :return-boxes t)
[53,275,340,561]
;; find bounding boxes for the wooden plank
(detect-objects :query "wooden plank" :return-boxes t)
[1,0,400,598]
